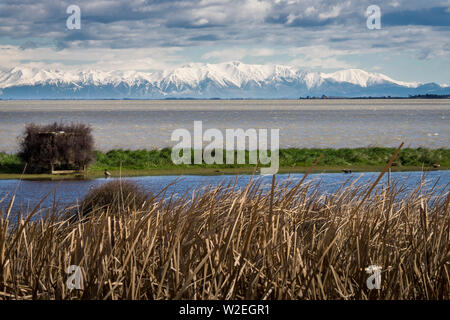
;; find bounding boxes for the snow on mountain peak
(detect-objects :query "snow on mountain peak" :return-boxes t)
[156,61,295,89]
[321,68,418,88]
[0,62,426,96]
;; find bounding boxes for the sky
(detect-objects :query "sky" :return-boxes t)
[0,0,449,84]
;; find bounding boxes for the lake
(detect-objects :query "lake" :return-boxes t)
[1,171,449,217]
[1,99,448,217]
[0,99,448,153]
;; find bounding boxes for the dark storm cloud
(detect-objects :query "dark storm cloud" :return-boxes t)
[19,40,37,50]
[383,7,450,27]
[329,37,351,43]
[188,34,221,41]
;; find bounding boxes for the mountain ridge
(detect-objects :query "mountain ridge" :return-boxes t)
[0,62,448,99]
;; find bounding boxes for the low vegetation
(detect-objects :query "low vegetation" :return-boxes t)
[1,147,448,177]
[0,153,22,173]
[0,175,448,299]
[78,180,152,218]
[92,147,450,169]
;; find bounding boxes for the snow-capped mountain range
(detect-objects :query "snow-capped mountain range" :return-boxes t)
[0,61,448,99]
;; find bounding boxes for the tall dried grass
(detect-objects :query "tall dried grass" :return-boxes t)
[0,175,448,300]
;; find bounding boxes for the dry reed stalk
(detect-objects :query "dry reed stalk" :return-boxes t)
[0,172,448,300]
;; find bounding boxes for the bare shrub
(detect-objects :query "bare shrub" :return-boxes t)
[18,122,94,173]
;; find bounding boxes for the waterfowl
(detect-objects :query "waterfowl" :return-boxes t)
[342,169,352,174]
[104,169,111,178]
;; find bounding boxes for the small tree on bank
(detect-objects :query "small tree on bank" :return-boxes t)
[19,122,94,173]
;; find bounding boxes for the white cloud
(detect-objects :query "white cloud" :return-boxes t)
[193,18,210,26]
[305,6,317,15]
[283,45,355,69]
[0,45,184,72]
[201,47,277,61]
[318,5,342,20]
[288,56,353,70]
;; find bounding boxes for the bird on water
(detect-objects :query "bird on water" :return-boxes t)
[104,169,111,179]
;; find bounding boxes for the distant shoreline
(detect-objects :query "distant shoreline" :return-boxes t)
[0,94,449,101]
[1,166,448,181]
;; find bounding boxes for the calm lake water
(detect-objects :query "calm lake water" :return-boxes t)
[0,99,448,152]
[0,171,449,216]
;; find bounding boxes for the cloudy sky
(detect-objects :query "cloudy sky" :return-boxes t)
[0,0,449,84]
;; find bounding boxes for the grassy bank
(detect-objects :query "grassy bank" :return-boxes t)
[0,147,449,179]
[93,147,450,169]
[0,177,448,299]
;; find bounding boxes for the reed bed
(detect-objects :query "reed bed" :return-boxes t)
[0,175,449,300]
